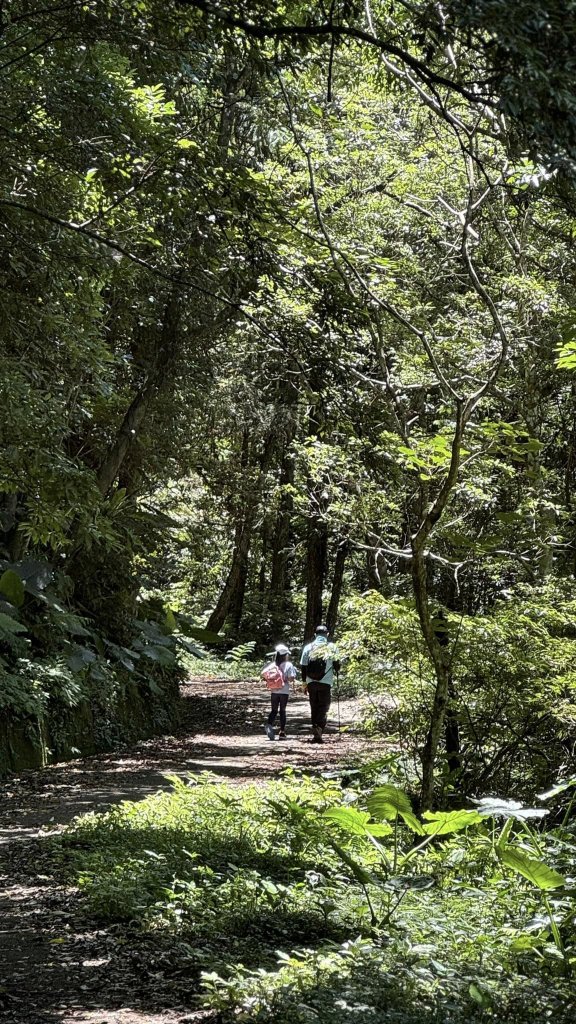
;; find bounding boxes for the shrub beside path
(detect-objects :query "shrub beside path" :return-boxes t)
[0,678,382,1024]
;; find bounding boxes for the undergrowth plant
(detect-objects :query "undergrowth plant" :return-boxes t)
[55,770,575,1024]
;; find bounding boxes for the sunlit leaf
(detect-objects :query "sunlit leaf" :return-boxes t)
[471,798,547,821]
[538,777,576,801]
[499,847,565,889]
[324,806,372,834]
[422,809,483,835]
[367,786,424,833]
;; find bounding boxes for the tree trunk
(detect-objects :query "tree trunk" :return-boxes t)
[269,450,294,600]
[304,515,327,640]
[258,520,270,595]
[207,518,253,634]
[230,540,250,631]
[445,677,461,776]
[96,296,179,496]
[326,538,349,635]
[207,429,276,635]
[411,401,466,809]
[412,549,453,810]
[435,610,461,776]
[304,377,327,640]
[96,382,156,496]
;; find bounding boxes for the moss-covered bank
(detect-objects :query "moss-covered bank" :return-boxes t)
[0,671,180,775]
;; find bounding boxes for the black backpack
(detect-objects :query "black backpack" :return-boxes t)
[306,657,327,681]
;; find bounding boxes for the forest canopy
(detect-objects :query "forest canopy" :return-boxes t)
[1,0,576,805]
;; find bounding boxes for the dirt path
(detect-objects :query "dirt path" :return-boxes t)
[0,679,380,1024]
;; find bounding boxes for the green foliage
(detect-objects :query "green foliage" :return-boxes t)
[498,847,565,890]
[338,585,576,797]
[51,770,576,1024]
[556,340,576,370]
[445,0,576,172]
[225,641,257,662]
[1,0,576,819]
[0,569,25,608]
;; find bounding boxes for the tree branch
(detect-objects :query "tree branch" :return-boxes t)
[175,1,495,107]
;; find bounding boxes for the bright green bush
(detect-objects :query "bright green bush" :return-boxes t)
[338,584,576,797]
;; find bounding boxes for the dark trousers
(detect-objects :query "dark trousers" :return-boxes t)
[307,682,332,730]
[268,693,289,730]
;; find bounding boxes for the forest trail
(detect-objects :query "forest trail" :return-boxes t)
[0,678,382,1024]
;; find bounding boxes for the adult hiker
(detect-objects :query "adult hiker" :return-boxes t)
[262,643,297,741]
[300,625,340,744]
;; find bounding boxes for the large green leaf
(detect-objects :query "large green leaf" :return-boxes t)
[141,644,176,666]
[0,612,27,634]
[422,809,483,835]
[324,807,373,835]
[367,786,424,834]
[177,620,222,644]
[67,647,97,673]
[499,847,565,890]
[108,643,141,672]
[367,784,412,817]
[0,570,25,608]
[366,823,393,837]
[175,636,206,659]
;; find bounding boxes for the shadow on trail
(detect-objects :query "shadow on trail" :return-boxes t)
[0,678,370,1024]
[0,684,355,841]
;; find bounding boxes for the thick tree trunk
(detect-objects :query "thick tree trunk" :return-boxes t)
[230,539,250,631]
[304,516,327,640]
[207,429,276,635]
[445,677,461,776]
[326,538,349,636]
[207,518,253,634]
[96,383,156,496]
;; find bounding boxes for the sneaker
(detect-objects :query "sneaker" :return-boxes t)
[265,724,275,741]
[278,731,287,739]
[312,726,323,744]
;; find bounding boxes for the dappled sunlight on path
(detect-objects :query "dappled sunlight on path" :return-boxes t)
[0,677,383,1024]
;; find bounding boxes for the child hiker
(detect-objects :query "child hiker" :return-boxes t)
[261,643,297,741]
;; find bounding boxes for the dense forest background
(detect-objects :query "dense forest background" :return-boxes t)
[2,0,576,807]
